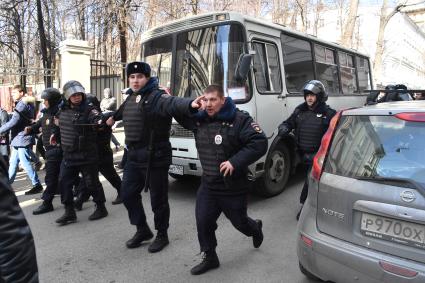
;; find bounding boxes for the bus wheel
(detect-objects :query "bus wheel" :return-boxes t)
[256,143,290,197]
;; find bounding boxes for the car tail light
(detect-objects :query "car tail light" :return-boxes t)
[379,261,418,278]
[300,234,313,247]
[311,111,342,181]
[395,112,425,122]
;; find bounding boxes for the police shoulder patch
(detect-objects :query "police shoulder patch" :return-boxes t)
[251,122,263,133]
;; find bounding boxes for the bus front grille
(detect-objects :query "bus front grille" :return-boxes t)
[171,124,194,138]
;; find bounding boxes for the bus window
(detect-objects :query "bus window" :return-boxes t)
[356,56,371,92]
[315,45,340,94]
[142,35,173,89]
[173,24,247,101]
[252,41,282,93]
[281,34,314,93]
[339,51,358,94]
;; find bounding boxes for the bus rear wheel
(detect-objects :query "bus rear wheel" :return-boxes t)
[255,143,290,197]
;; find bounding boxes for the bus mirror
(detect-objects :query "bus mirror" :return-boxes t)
[235,54,252,82]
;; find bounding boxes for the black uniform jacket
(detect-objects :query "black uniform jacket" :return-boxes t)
[113,77,193,168]
[278,101,336,154]
[58,100,102,164]
[0,158,38,283]
[177,97,268,194]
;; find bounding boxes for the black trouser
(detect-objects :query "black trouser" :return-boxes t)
[36,136,46,160]
[41,147,62,202]
[195,182,260,252]
[120,148,128,168]
[99,147,121,192]
[59,160,105,205]
[299,152,315,205]
[121,155,169,231]
[77,147,122,199]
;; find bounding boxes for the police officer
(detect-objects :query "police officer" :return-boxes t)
[176,85,267,275]
[278,80,336,220]
[73,94,122,210]
[56,80,108,225]
[106,62,193,252]
[25,88,63,215]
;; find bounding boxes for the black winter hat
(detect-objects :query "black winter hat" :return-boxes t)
[126,61,151,77]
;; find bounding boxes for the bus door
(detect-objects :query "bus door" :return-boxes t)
[249,36,288,138]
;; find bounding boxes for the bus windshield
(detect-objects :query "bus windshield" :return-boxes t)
[142,24,248,101]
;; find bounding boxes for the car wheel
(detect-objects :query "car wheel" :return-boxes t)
[255,143,290,197]
[299,262,322,281]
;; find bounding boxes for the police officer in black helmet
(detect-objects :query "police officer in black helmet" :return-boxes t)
[56,80,108,225]
[73,94,122,210]
[278,80,336,220]
[25,88,63,215]
[106,62,194,252]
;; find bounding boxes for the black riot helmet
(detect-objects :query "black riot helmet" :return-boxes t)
[41,87,62,107]
[302,80,327,103]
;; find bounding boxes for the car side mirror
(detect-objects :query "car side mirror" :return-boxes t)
[235,54,252,82]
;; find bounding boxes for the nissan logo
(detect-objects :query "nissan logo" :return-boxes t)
[400,190,416,203]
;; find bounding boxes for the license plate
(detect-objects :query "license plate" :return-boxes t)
[361,213,425,249]
[168,164,183,175]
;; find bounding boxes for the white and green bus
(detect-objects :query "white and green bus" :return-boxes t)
[141,12,372,197]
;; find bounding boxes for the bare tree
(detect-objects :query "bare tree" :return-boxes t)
[373,0,406,84]
[0,0,30,89]
[36,0,53,87]
[340,0,358,47]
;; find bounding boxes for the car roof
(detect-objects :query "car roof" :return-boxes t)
[343,101,425,116]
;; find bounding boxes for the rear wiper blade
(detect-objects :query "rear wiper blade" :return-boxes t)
[355,176,425,197]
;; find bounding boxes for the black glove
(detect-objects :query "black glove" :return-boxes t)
[278,124,290,137]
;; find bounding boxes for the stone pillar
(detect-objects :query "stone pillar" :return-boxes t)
[58,39,93,91]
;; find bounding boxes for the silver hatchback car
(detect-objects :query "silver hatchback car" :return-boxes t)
[297,101,425,283]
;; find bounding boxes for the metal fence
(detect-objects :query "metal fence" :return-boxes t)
[0,66,57,112]
[90,59,126,105]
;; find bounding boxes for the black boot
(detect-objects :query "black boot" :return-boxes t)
[56,205,77,225]
[33,200,54,215]
[148,231,169,253]
[126,225,154,249]
[88,203,108,220]
[253,219,263,248]
[111,194,122,205]
[190,250,220,275]
[74,197,83,211]
[25,183,43,195]
[74,193,89,211]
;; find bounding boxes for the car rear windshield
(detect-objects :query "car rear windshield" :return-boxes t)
[324,115,425,185]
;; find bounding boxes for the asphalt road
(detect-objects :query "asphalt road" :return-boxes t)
[13,150,321,283]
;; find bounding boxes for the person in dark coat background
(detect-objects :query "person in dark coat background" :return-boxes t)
[0,156,38,283]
